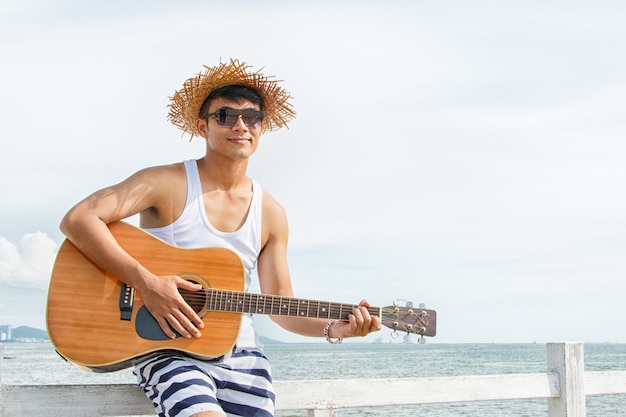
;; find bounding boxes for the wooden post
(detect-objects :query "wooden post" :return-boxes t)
[547,342,586,417]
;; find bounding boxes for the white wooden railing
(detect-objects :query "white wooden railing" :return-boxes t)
[1,342,626,417]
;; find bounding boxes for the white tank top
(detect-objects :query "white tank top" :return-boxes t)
[143,159,263,349]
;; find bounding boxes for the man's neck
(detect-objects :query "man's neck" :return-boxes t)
[196,155,250,191]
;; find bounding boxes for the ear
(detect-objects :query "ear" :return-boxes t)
[196,118,209,139]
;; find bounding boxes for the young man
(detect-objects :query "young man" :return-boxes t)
[60,59,381,417]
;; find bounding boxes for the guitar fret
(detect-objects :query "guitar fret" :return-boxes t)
[244,293,250,312]
[217,290,223,312]
[227,291,234,312]
[281,296,289,316]
[219,292,228,311]
[255,295,260,314]
[206,290,365,321]
[240,292,247,313]
[289,298,294,316]
[222,290,228,312]
[228,290,236,312]
[246,293,256,313]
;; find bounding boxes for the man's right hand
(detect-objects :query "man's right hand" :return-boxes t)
[139,275,205,339]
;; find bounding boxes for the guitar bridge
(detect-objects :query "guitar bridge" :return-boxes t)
[119,284,135,321]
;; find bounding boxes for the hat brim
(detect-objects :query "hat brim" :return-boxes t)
[168,58,296,139]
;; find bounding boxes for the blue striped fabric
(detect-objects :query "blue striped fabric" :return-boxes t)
[133,349,275,417]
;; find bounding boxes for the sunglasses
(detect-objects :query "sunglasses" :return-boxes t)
[208,107,264,128]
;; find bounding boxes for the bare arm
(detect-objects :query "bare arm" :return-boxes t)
[257,194,381,340]
[59,165,204,339]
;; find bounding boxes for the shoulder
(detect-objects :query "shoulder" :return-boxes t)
[132,161,186,181]
[118,162,187,192]
[260,188,288,247]
[261,189,287,222]
[133,162,189,227]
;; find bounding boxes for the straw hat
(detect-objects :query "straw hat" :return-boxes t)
[168,58,295,139]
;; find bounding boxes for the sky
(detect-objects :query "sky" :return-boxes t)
[1,0,625,345]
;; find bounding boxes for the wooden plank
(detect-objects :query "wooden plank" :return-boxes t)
[0,384,153,417]
[585,371,626,396]
[0,373,558,416]
[3,369,626,417]
[274,373,559,410]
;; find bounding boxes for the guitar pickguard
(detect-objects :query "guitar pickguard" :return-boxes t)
[135,306,181,340]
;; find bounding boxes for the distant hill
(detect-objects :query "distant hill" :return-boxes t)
[0,325,281,344]
[0,325,49,341]
[0,325,280,344]
[259,336,283,344]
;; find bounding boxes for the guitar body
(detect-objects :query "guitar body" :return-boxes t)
[46,221,246,372]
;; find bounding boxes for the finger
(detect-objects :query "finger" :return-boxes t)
[156,317,178,340]
[356,305,375,335]
[358,305,372,320]
[370,314,382,331]
[350,307,366,334]
[172,308,202,338]
[178,301,204,330]
[177,282,205,329]
[178,278,204,291]
[166,313,197,340]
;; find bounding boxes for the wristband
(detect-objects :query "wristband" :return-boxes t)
[324,320,343,344]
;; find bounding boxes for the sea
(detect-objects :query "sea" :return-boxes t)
[1,342,625,417]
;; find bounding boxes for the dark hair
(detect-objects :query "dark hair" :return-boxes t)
[199,85,264,119]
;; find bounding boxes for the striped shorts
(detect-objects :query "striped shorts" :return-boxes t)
[133,348,275,417]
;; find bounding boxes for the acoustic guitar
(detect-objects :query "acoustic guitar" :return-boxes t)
[46,221,436,372]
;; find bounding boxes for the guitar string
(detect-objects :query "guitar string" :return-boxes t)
[135,289,431,331]
[171,291,431,322]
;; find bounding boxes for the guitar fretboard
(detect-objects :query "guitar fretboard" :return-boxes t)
[206,288,380,320]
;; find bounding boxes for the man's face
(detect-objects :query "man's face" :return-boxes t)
[197,97,263,160]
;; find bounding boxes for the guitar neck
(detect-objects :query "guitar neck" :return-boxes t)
[206,288,380,320]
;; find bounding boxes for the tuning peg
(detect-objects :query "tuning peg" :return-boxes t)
[418,336,426,344]
[419,303,426,308]
[393,299,414,307]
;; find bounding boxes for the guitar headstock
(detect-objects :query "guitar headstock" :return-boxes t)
[381,301,437,338]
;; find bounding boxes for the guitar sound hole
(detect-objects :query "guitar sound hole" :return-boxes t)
[179,281,207,314]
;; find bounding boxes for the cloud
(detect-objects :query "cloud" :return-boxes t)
[0,232,58,290]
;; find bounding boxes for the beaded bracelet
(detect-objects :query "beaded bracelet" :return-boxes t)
[324,320,343,344]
